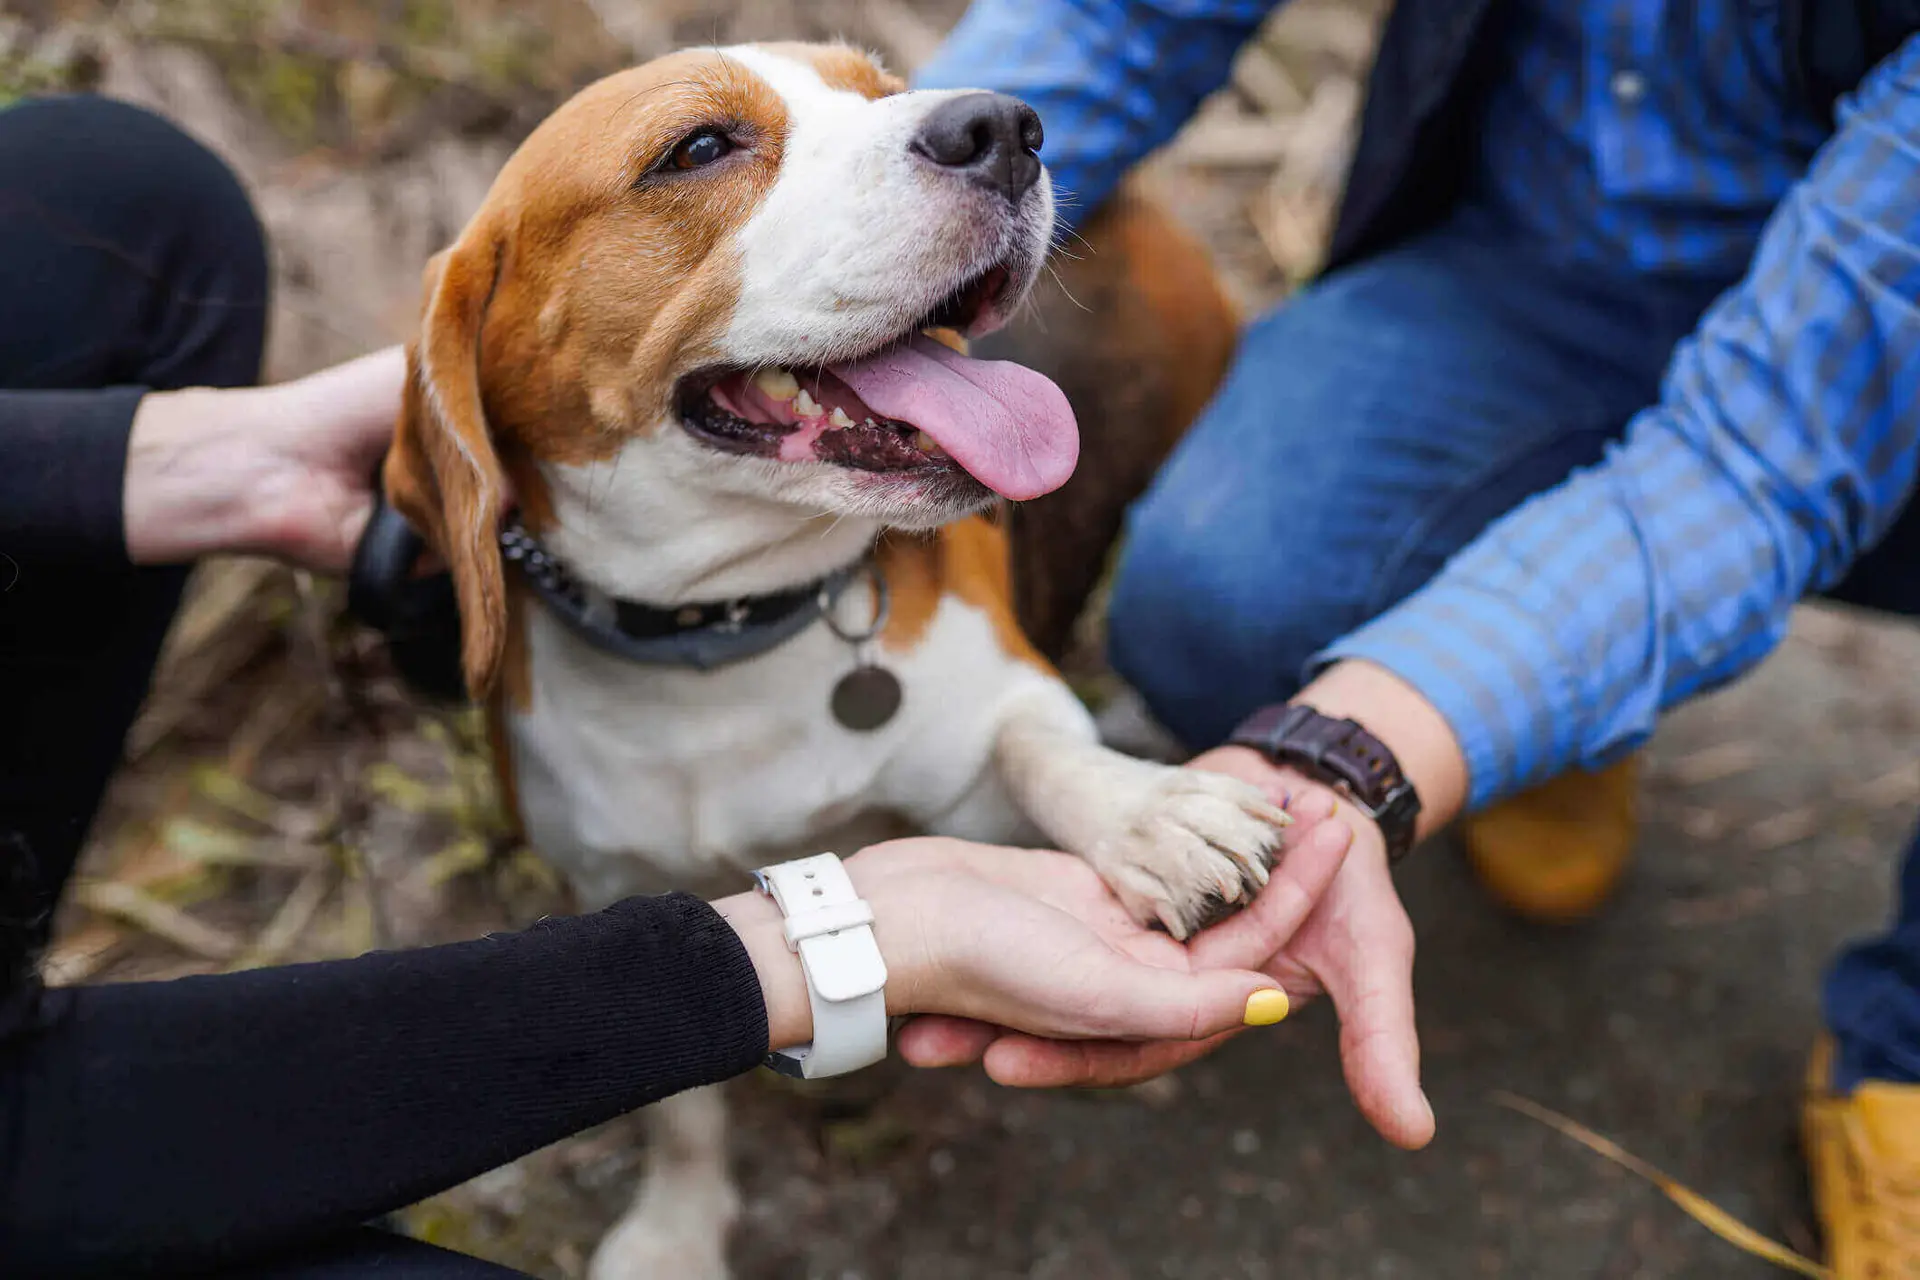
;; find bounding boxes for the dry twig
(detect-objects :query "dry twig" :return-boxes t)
[1493,1091,1829,1277]
[74,880,243,962]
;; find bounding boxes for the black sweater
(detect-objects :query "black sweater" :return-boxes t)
[0,392,772,1277]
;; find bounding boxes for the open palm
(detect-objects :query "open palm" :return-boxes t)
[894,751,1435,1151]
[844,839,1315,1044]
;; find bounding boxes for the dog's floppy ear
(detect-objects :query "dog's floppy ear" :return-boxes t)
[385,232,510,700]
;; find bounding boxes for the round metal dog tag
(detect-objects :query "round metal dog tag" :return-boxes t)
[831,665,903,732]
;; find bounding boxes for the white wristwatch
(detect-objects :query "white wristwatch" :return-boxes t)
[752,852,890,1079]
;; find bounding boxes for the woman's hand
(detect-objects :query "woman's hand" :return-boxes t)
[124,346,406,572]
[902,756,1435,1150]
[711,837,1332,1061]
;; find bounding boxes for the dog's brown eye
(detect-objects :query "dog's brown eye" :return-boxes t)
[669,130,732,170]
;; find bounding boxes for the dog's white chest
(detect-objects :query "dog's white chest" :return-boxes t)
[506,591,1056,905]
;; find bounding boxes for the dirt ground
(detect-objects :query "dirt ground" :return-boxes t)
[16,1,1918,1276]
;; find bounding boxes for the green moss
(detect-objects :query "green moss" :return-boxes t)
[468,28,549,93]
[399,0,457,46]
[257,49,326,143]
[129,0,604,150]
[0,55,89,107]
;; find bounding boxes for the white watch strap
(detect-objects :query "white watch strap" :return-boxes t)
[754,853,889,1079]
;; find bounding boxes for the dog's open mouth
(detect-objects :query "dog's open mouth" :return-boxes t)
[676,266,1079,502]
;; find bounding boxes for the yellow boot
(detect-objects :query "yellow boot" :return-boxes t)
[1804,1037,1920,1278]
[1458,756,1639,923]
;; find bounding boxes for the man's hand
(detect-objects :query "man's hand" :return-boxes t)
[896,747,1435,1151]
[1193,748,1432,1149]
[124,346,406,572]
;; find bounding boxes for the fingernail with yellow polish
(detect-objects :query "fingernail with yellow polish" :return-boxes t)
[1243,988,1290,1026]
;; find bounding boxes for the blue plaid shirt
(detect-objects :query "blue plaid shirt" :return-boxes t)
[917,3,1920,808]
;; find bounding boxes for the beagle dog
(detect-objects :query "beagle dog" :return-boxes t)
[384,41,1278,1280]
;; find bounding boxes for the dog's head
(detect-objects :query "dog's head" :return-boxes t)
[386,42,1075,697]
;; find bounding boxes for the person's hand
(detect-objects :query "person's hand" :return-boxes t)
[893,754,1434,1151]
[1198,749,1431,1147]
[124,346,406,572]
[887,793,1352,1053]
[711,836,1341,1061]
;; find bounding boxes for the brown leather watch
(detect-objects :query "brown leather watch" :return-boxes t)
[1228,704,1423,863]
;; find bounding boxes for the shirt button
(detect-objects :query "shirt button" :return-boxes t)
[1610,68,1648,105]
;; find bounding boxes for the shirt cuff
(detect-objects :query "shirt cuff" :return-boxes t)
[1308,584,1601,812]
[0,386,146,566]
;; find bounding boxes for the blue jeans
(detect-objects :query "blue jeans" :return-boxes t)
[1106,210,1920,1089]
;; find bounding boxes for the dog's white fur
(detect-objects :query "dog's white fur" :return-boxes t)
[442,46,1284,1280]
[724,49,1046,381]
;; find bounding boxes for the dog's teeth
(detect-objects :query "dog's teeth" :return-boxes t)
[753,367,799,402]
[863,416,878,429]
[828,406,855,428]
[793,388,825,418]
[913,430,942,454]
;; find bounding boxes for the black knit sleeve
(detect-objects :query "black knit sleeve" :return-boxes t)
[0,892,769,1278]
[0,387,146,565]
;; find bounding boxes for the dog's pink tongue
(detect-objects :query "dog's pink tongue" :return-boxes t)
[830,335,1079,500]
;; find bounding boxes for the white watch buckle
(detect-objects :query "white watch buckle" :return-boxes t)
[753,853,889,1078]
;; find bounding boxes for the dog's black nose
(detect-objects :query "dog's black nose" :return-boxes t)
[911,92,1044,205]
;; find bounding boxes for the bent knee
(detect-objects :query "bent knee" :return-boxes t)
[0,96,268,297]
[0,96,270,386]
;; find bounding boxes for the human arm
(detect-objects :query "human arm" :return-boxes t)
[0,346,404,575]
[0,387,149,566]
[0,893,769,1277]
[723,837,1314,1053]
[2,839,1299,1277]
[119,346,404,573]
[1312,36,1920,810]
[893,36,1920,1141]
[911,0,1279,230]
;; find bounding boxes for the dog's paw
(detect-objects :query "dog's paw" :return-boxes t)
[589,1178,736,1280]
[1093,767,1290,940]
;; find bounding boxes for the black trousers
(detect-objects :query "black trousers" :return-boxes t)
[205,1230,534,1280]
[0,94,265,921]
[0,95,532,1280]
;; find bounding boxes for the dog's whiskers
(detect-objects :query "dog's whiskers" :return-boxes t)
[1043,262,1090,316]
